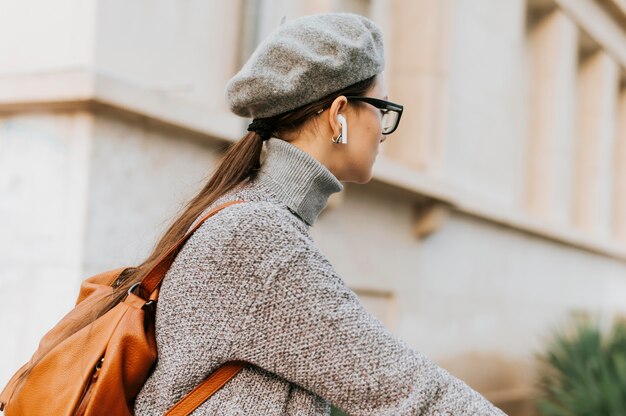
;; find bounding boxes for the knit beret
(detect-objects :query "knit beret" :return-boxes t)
[225,12,385,119]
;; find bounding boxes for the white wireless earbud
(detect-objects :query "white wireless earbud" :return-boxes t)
[337,114,348,144]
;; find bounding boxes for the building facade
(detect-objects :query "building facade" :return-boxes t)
[3,0,626,414]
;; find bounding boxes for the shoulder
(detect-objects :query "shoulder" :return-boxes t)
[189,180,310,235]
[212,199,304,231]
[193,199,311,252]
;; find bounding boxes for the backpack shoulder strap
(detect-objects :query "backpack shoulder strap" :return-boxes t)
[140,199,247,295]
[163,361,248,416]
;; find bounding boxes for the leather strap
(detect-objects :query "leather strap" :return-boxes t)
[139,199,246,296]
[164,361,248,416]
[140,199,248,414]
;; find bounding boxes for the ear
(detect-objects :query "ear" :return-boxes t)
[327,96,348,138]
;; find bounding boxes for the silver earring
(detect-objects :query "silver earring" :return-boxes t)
[331,132,343,143]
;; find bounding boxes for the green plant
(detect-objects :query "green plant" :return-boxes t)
[536,317,626,416]
[330,404,348,415]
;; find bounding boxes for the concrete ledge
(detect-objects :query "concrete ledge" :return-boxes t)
[0,68,244,142]
[373,156,626,261]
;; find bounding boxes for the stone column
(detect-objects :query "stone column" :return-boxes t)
[525,9,578,224]
[383,0,451,174]
[613,83,626,243]
[572,49,619,236]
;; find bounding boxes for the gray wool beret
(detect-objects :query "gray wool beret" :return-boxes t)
[225,12,385,119]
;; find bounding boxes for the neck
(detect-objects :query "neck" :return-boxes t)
[255,137,344,226]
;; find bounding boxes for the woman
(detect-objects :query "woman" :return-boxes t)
[133,12,506,415]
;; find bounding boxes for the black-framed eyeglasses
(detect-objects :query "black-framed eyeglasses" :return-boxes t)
[344,96,404,135]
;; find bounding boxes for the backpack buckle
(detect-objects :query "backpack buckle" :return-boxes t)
[128,282,141,296]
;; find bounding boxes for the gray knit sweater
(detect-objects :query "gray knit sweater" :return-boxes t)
[133,137,506,415]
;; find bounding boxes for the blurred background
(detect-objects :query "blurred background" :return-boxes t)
[3,0,626,414]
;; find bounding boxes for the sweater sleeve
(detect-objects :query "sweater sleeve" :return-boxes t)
[225,205,506,416]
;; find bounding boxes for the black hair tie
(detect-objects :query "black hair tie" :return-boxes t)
[247,119,274,141]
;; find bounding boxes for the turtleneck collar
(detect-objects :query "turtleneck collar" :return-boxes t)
[255,137,344,226]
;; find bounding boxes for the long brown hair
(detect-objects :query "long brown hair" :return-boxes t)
[12,74,377,392]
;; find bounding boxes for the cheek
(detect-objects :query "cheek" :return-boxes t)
[351,111,381,153]
[356,113,381,138]
[367,119,382,147]
[367,112,383,138]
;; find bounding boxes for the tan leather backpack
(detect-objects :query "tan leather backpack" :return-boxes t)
[0,199,248,415]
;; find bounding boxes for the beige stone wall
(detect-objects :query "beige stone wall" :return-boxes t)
[4,0,626,414]
[0,110,93,373]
